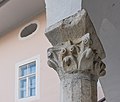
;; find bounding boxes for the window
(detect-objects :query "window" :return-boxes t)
[19,61,36,98]
[19,20,39,40]
[20,23,37,38]
[15,55,40,102]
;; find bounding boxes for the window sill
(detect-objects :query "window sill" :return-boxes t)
[16,95,40,102]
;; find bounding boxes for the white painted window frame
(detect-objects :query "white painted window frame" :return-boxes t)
[15,55,40,102]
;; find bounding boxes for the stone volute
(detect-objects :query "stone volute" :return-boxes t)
[45,9,106,102]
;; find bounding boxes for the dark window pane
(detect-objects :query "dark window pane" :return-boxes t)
[20,23,37,38]
[20,79,26,89]
[28,61,36,74]
[28,76,36,96]
[20,65,27,76]
[29,88,36,96]
[20,90,26,98]
[19,79,27,98]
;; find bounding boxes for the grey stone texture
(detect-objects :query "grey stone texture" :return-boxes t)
[45,9,105,59]
[45,9,106,102]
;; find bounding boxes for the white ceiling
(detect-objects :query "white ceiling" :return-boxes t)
[0,0,45,36]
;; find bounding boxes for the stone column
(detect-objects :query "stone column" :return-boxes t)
[45,9,106,102]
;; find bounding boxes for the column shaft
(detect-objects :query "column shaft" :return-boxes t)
[60,73,97,102]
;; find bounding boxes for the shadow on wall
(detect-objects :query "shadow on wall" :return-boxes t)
[83,0,120,102]
[82,0,120,33]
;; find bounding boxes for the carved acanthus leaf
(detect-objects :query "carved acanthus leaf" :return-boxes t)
[47,33,106,77]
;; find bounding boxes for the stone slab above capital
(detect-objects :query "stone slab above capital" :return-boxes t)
[45,9,105,59]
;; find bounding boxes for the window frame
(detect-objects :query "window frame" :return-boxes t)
[15,55,40,102]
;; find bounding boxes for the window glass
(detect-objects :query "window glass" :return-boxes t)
[29,76,36,96]
[19,79,27,98]
[28,61,36,74]
[20,23,37,38]
[20,65,27,76]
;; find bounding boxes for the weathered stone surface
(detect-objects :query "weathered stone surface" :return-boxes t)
[47,33,106,78]
[47,33,106,102]
[46,9,106,102]
[45,9,105,59]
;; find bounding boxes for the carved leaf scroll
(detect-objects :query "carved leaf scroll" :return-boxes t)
[47,33,106,77]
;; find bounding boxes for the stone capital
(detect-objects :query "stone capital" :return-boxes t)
[47,33,106,79]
